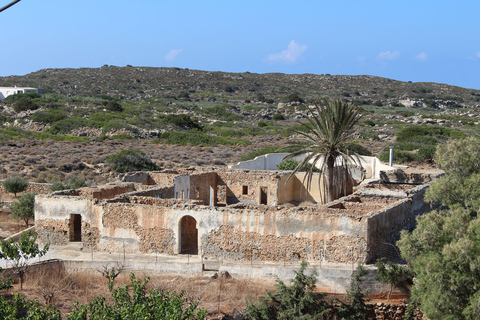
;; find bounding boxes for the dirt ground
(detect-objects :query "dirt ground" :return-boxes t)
[2,265,409,319]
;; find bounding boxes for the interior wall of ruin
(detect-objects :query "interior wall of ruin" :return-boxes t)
[216,171,280,205]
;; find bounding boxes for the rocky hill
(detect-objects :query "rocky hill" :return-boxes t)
[0,66,479,185]
[1,66,479,107]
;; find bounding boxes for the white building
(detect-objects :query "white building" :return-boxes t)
[0,87,41,101]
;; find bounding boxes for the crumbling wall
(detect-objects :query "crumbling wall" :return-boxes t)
[77,183,136,200]
[99,203,175,254]
[201,207,368,263]
[216,171,279,205]
[127,186,174,198]
[147,172,179,186]
[36,219,70,245]
[189,172,216,205]
[366,198,413,263]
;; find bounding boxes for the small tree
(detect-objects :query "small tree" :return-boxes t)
[375,258,414,300]
[3,176,28,197]
[105,149,160,173]
[246,261,332,319]
[67,273,207,319]
[0,230,49,290]
[10,192,36,228]
[336,263,369,320]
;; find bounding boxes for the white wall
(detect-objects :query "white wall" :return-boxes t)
[229,153,395,180]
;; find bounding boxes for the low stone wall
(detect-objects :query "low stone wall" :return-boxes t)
[0,181,51,196]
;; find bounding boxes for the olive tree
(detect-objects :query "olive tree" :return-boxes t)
[3,176,28,197]
[10,192,36,228]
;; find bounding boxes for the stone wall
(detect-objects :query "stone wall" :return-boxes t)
[0,181,51,196]
[216,170,280,205]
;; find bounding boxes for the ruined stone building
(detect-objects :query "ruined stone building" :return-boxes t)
[34,166,435,265]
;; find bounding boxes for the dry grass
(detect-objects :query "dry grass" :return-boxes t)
[4,263,275,318]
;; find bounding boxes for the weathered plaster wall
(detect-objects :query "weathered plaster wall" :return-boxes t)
[216,171,280,205]
[35,195,99,246]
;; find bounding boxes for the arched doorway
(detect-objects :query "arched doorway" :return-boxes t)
[179,216,198,255]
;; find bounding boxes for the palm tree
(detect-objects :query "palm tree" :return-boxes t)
[282,98,362,203]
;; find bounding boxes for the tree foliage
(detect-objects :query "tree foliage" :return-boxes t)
[281,98,362,203]
[245,261,332,320]
[3,176,29,197]
[105,149,160,173]
[67,273,206,320]
[50,176,87,192]
[425,136,480,212]
[398,137,480,319]
[10,192,36,228]
[336,263,369,320]
[374,258,414,300]
[0,230,49,290]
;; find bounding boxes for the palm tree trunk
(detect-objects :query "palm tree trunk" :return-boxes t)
[326,155,336,203]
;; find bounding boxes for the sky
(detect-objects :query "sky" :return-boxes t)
[1,0,480,90]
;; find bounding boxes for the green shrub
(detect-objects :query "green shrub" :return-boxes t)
[106,149,160,173]
[13,98,39,113]
[3,91,41,103]
[417,145,437,162]
[379,149,417,163]
[345,142,372,156]
[31,110,68,124]
[246,261,331,319]
[258,121,268,128]
[273,113,286,120]
[46,117,87,135]
[50,176,87,192]
[363,119,376,127]
[163,114,203,130]
[103,100,123,112]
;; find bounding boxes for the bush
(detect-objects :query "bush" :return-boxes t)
[13,98,39,113]
[3,91,41,104]
[68,273,206,319]
[50,176,87,192]
[163,114,203,130]
[31,110,68,124]
[46,117,87,135]
[272,113,285,120]
[10,192,36,227]
[103,100,123,112]
[3,176,28,197]
[246,261,331,320]
[105,149,160,173]
[379,149,417,163]
[345,142,372,156]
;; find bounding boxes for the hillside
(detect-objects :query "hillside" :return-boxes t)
[0,66,479,185]
[1,66,480,106]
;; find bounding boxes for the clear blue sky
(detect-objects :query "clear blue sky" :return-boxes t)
[1,0,480,89]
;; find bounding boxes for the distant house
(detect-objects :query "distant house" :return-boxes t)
[0,87,41,101]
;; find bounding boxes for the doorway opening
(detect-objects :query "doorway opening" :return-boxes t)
[180,216,198,255]
[260,187,268,205]
[69,214,82,242]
